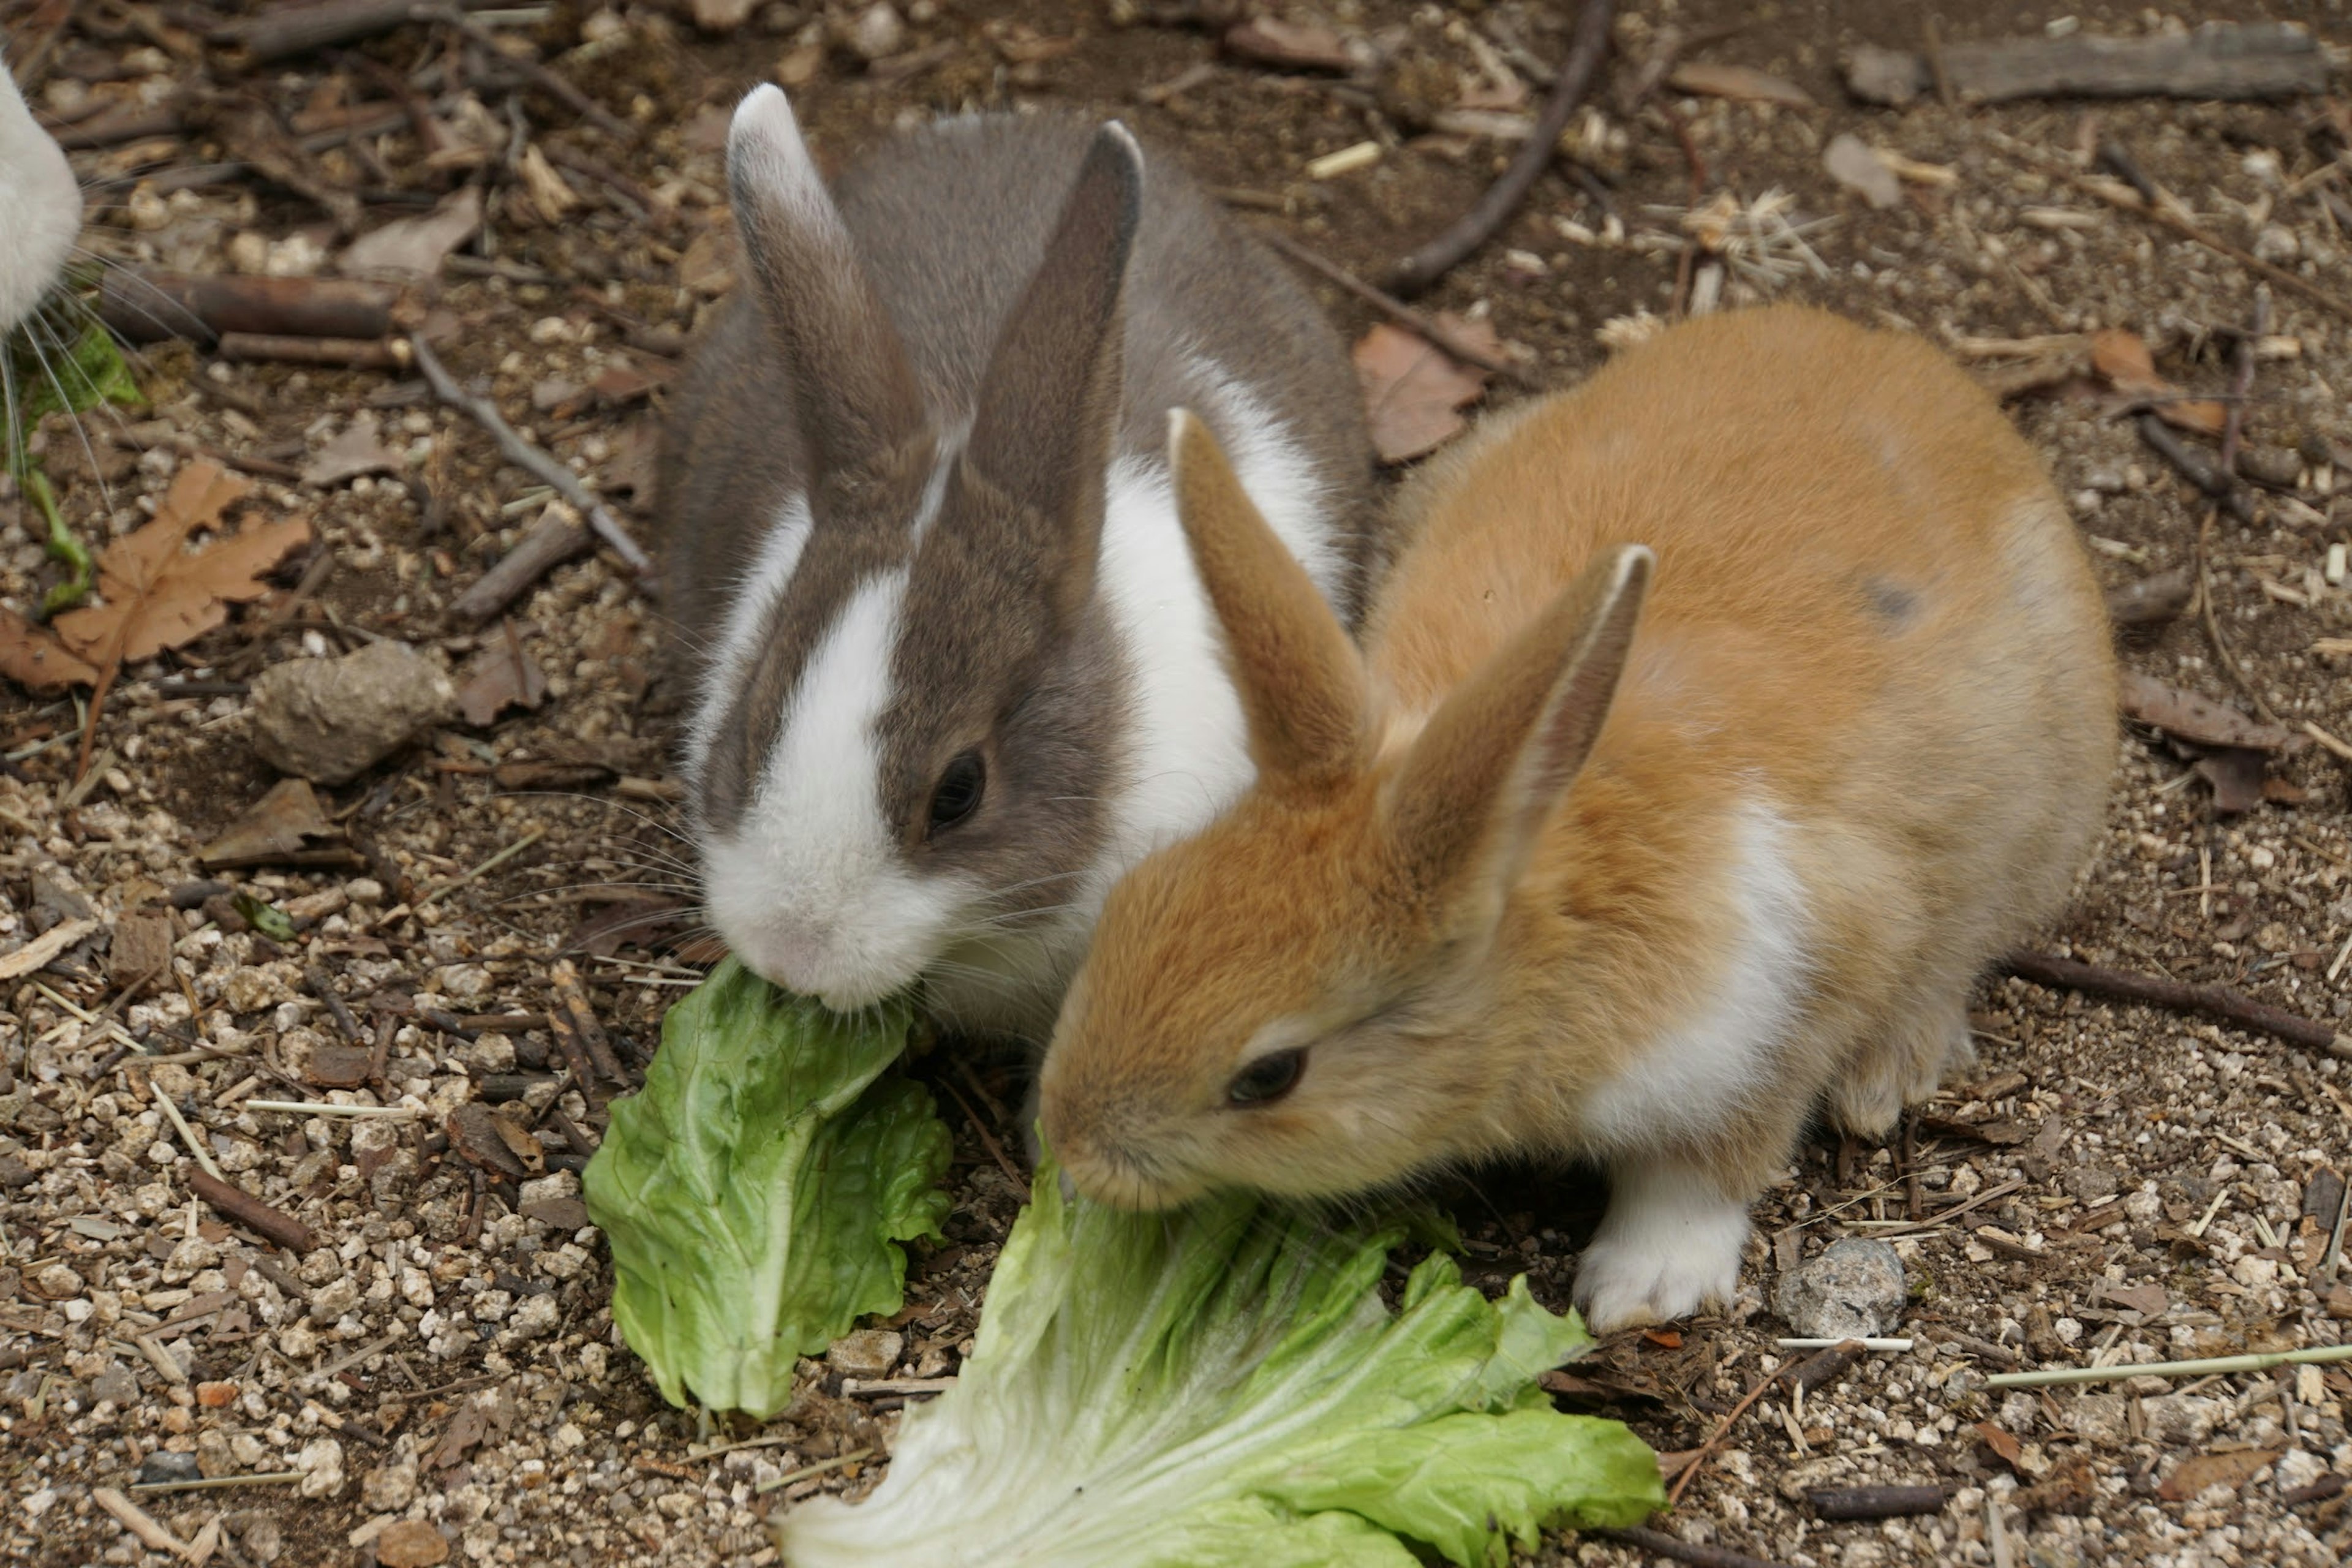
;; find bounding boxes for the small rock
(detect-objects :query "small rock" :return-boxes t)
[2062,1166,2120,1202]
[374,1519,450,1568]
[826,1327,903,1381]
[239,1515,285,1563]
[837,1,904,59]
[195,1429,236,1479]
[508,1294,561,1339]
[361,1457,419,1512]
[137,1450,204,1487]
[1823,134,1901,209]
[30,871,95,932]
[293,1434,345,1499]
[1773,1237,1907,1339]
[247,641,456,786]
[91,1364,140,1405]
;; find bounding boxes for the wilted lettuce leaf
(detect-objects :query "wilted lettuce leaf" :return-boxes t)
[775,1165,1663,1567]
[582,960,951,1418]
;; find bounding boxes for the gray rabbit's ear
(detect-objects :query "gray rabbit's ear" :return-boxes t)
[727,85,925,470]
[956,121,1145,626]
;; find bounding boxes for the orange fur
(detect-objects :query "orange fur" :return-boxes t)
[1039,306,2117,1328]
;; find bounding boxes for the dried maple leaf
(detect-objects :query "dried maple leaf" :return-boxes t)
[36,459,311,778]
[0,608,100,692]
[50,461,311,666]
[2118,671,2299,752]
[1354,318,1499,464]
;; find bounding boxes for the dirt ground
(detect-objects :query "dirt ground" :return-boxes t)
[4,0,2352,1564]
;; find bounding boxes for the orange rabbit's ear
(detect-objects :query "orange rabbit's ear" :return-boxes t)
[1387,543,1653,893]
[1169,410,1368,785]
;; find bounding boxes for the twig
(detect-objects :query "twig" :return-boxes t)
[938,1074,1023,1185]
[2069,143,2352,323]
[1856,1177,2026,1240]
[2137,415,2252,522]
[2192,505,2282,726]
[1668,1352,1807,1507]
[212,0,509,62]
[1984,1342,2352,1390]
[1809,1484,1948,1520]
[1390,0,1615,295]
[1248,227,1535,385]
[151,1082,225,1182]
[129,1471,306,1493]
[2309,722,2352,766]
[418,826,548,905]
[1776,1336,1912,1352]
[1591,1526,1796,1568]
[187,1168,319,1253]
[2217,288,2271,478]
[306,965,365,1045]
[409,336,654,582]
[431,7,633,139]
[447,510,593,626]
[2000,951,2347,1058]
[755,1447,875,1494]
[90,1489,188,1558]
[217,332,409,370]
[244,1100,420,1117]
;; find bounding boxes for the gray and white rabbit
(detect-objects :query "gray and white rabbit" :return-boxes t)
[1,45,83,339]
[658,87,1376,1039]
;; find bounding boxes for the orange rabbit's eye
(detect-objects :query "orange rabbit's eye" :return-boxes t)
[1226,1049,1304,1107]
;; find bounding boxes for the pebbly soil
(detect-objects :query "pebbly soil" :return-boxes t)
[4,0,2352,1565]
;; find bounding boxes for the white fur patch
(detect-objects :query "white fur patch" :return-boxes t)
[0,64,84,335]
[1572,1161,1751,1331]
[682,492,814,787]
[1093,389,1342,881]
[1579,800,1809,1152]
[726,85,839,241]
[704,571,974,1008]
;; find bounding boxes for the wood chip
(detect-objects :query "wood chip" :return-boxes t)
[92,1487,192,1559]
[2158,1447,2281,1500]
[1668,61,1815,107]
[2119,671,2301,752]
[0,918,101,981]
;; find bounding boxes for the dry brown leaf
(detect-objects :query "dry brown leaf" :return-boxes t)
[198,778,337,868]
[1354,319,1497,464]
[2090,328,2161,388]
[50,462,311,666]
[2094,1280,2170,1317]
[1975,1422,2024,1468]
[457,625,549,727]
[2119,671,2301,752]
[1668,62,1816,107]
[2090,329,2229,436]
[1224,17,1357,72]
[2192,747,2269,815]
[2158,1447,2280,1501]
[304,412,402,488]
[0,608,100,692]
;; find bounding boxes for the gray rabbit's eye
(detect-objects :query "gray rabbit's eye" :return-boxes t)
[1226,1048,1303,1107]
[928,750,986,833]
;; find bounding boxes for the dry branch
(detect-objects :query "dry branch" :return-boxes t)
[212,0,509,63]
[1250,226,1534,385]
[188,1168,320,1253]
[1999,951,2351,1059]
[2137,415,2252,522]
[447,511,592,627]
[218,333,410,370]
[1845,22,2326,107]
[410,336,655,588]
[1591,1526,1796,1568]
[100,268,394,345]
[1389,0,1613,296]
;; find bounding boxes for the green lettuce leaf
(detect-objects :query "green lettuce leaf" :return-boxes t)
[775,1166,1663,1567]
[582,959,952,1417]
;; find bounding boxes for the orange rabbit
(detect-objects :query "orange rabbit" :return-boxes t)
[1038,304,2116,1330]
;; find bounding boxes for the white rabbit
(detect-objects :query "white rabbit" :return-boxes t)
[0,43,81,339]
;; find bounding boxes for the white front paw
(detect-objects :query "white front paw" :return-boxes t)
[1571,1196,1749,1333]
